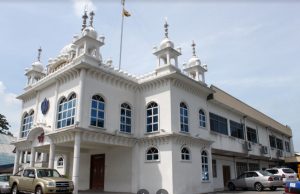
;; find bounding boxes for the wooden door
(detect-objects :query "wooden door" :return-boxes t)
[90,154,105,190]
[222,165,231,187]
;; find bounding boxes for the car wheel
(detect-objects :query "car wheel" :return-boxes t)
[228,182,236,191]
[11,184,19,194]
[270,186,277,191]
[35,186,43,194]
[254,182,264,191]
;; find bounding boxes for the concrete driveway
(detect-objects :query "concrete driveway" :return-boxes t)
[207,187,284,194]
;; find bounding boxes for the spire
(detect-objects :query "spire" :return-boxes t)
[164,17,169,38]
[89,11,95,27]
[37,47,42,62]
[82,10,88,31]
[192,40,196,57]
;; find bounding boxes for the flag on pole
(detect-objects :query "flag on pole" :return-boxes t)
[122,8,131,17]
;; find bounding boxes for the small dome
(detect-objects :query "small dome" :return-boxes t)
[82,26,98,39]
[159,37,174,49]
[31,61,44,72]
[187,56,201,67]
[60,43,76,55]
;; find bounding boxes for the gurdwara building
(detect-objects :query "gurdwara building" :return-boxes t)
[12,11,294,194]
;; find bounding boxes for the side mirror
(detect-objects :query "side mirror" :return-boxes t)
[28,174,35,178]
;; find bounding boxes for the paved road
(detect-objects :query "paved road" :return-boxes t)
[208,187,285,194]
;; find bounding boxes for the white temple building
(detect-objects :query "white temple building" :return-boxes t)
[12,11,294,194]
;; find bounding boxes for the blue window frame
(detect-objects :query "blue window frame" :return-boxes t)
[202,151,209,181]
[230,120,244,139]
[146,147,159,161]
[57,93,76,129]
[21,111,34,138]
[181,147,190,161]
[247,127,258,143]
[90,95,105,128]
[199,109,206,128]
[180,102,189,132]
[120,103,131,133]
[209,112,228,135]
[146,102,159,133]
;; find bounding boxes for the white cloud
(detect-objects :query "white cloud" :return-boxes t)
[73,0,97,18]
[0,81,21,136]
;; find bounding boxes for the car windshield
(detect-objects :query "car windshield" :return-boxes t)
[267,169,278,174]
[37,169,61,178]
[283,168,295,173]
[0,175,9,182]
[259,170,273,176]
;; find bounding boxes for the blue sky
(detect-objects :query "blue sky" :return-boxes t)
[0,0,299,151]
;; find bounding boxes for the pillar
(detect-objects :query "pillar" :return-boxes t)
[30,147,36,167]
[48,141,56,168]
[131,143,140,193]
[72,132,81,194]
[77,69,86,128]
[63,154,68,176]
[13,149,20,174]
[24,151,28,163]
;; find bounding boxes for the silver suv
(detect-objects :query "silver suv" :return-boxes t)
[266,167,298,185]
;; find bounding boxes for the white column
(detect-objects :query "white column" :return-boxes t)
[13,149,20,174]
[30,147,36,167]
[77,69,86,128]
[24,151,28,163]
[51,82,59,130]
[48,141,56,168]
[131,143,140,193]
[72,132,81,194]
[166,53,170,65]
[34,91,40,123]
[63,154,68,176]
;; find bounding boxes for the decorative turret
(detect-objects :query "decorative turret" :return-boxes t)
[153,19,181,69]
[73,11,104,62]
[25,47,46,86]
[183,41,207,83]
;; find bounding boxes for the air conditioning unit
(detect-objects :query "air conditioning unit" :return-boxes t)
[277,150,283,157]
[245,141,252,151]
[260,146,268,154]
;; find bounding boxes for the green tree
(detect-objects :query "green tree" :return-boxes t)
[0,113,10,134]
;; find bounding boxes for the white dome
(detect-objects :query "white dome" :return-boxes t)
[159,37,174,49]
[60,43,76,55]
[82,26,98,39]
[31,61,44,72]
[187,56,201,67]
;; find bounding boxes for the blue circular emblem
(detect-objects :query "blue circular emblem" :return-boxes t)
[41,98,49,115]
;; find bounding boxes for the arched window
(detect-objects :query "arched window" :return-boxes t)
[21,111,34,138]
[57,157,64,167]
[199,109,206,128]
[120,103,131,133]
[180,102,189,132]
[57,93,76,129]
[146,102,159,133]
[201,151,209,181]
[90,95,105,128]
[181,147,190,161]
[146,147,159,161]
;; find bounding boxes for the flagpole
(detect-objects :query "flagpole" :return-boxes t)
[118,0,125,70]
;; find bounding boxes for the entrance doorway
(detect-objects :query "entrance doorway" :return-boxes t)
[222,165,231,187]
[90,154,105,190]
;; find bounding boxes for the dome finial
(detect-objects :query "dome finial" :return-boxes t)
[192,40,196,57]
[37,47,42,62]
[164,17,169,38]
[82,10,88,31]
[89,11,95,27]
